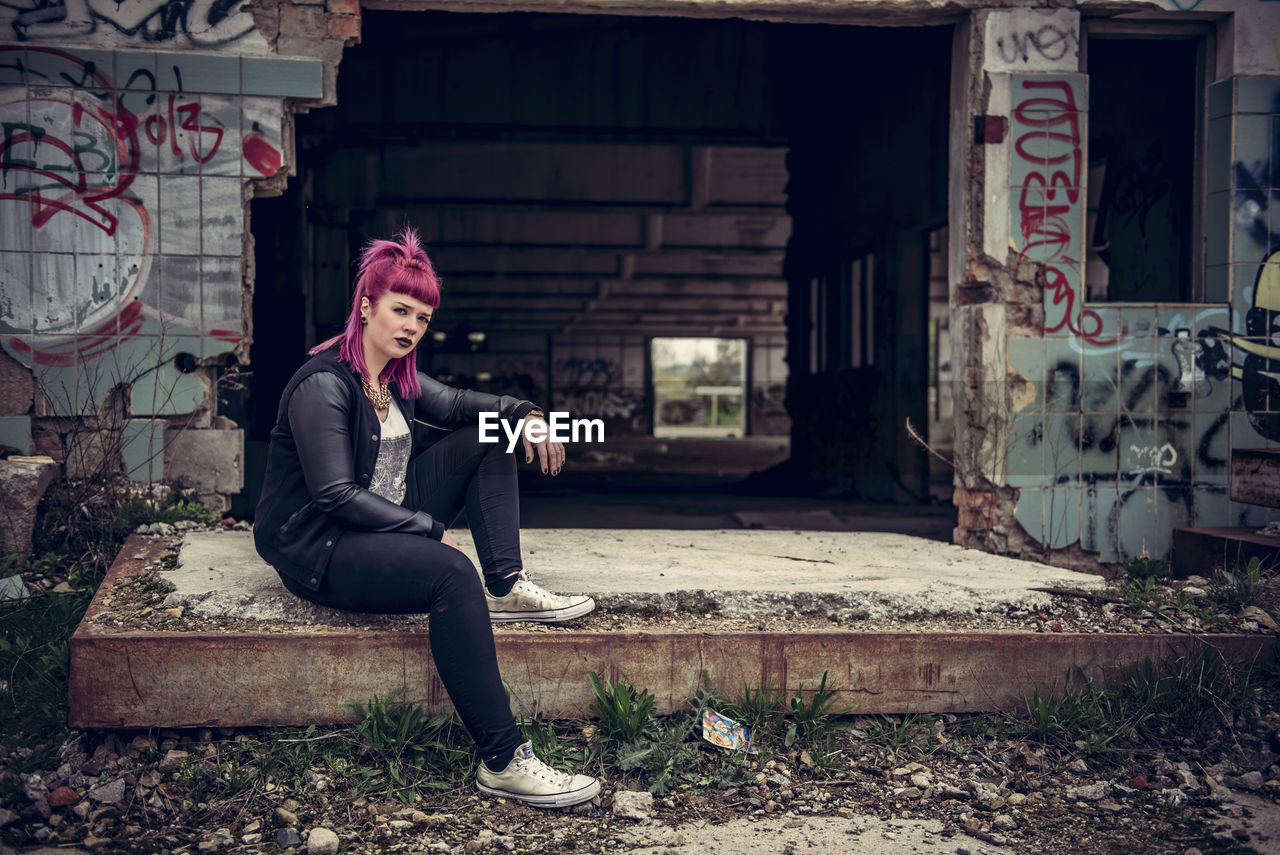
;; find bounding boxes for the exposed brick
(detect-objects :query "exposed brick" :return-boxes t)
[328,14,360,41]
[1007,301,1043,335]
[955,281,995,306]
[953,486,997,511]
[250,0,281,41]
[31,423,62,460]
[280,3,327,39]
[958,506,997,531]
[327,0,359,15]
[0,351,33,416]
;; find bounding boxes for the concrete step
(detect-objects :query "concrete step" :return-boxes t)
[69,533,1275,729]
[1171,526,1280,579]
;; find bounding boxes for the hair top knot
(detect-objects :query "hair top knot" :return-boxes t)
[308,225,442,401]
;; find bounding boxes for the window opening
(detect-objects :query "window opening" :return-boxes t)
[651,337,748,438]
[1085,35,1202,302]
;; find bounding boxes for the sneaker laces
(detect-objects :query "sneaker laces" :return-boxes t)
[511,745,572,786]
[512,577,573,606]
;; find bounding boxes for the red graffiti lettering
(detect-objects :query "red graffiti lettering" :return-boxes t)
[1011,78,1113,346]
[134,96,224,163]
[242,133,282,177]
[174,99,224,164]
[145,113,168,146]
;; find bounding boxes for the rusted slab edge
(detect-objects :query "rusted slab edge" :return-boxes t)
[69,631,1275,729]
[70,536,1277,729]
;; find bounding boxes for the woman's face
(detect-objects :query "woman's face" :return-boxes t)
[362,291,434,371]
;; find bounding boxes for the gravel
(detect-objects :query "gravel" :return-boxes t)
[4,529,1278,854]
[1,706,1278,855]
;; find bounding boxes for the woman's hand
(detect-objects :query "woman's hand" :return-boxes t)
[440,530,464,552]
[520,414,565,476]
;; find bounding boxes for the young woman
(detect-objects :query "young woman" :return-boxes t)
[254,228,599,807]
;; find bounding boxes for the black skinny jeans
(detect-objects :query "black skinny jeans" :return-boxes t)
[280,424,524,761]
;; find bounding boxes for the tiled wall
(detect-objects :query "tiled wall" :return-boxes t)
[1005,73,1280,564]
[0,41,320,482]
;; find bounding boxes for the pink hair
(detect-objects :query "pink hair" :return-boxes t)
[310,227,442,399]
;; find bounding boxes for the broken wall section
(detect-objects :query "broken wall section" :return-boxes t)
[0,0,354,511]
[951,3,1280,569]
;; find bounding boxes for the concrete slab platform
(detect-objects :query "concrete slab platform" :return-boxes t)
[68,534,1276,730]
[165,528,1108,622]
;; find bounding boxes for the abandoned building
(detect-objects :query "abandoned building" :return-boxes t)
[0,0,1278,572]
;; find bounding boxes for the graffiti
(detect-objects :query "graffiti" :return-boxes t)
[555,388,642,421]
[1126,443,1177,476]
[0,49,152,351]
[6,0,257,47]
[242,126,282,177]
[1036,331,1230,474]
[1010,77,1114,346]
[142,93,224,163]
[554,357,621,388]
[0,46,284,414]
[1232,161,1280,261]
[435,369,542,403]
[1168,328,1230,397]
[995,25,1076,65]
[1004,75,1279,561]
[1210,248,1280,442]
[550,357,647,429]
[1014,318,1242,560]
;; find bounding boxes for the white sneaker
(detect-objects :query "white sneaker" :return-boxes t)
[476,741,601,808]
[486,573,595,623]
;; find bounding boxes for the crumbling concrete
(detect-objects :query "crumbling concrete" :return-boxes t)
[164,429,245,498]
[166,528,1106,624]
[0,455,58,560]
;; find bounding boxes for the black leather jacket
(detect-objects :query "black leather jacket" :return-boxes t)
[254,348,537,591]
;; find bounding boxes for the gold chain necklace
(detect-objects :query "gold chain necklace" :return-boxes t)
[362,377,392,410]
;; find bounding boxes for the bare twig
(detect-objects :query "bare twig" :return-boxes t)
[905,418,954,468]
[962,826,1006,845]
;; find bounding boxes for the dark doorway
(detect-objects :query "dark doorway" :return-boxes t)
[246,12,953,513]
[1085,36,1202,303]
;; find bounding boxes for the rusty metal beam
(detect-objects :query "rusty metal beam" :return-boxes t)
[70,536,1277,730]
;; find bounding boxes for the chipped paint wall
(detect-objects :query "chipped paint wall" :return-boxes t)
[0,1,339,508]
[953,1,1280,567]
[4,0,1275,542]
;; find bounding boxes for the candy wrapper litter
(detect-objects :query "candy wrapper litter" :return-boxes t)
[702,709,752,751]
